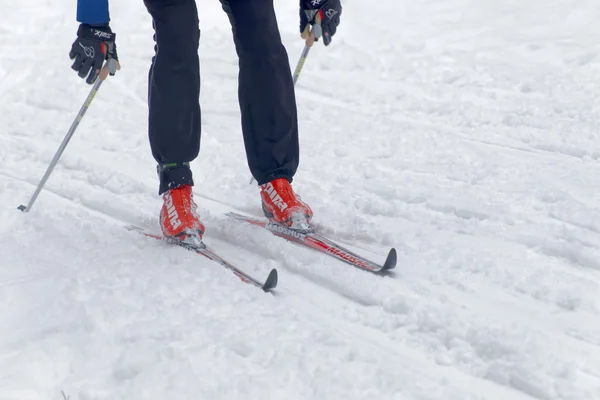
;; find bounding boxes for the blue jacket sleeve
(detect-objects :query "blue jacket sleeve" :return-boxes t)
[77,0,110,25]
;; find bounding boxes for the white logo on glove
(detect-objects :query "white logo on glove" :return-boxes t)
[78,42,95,58]
[325,8,338,19]
[93,30,112,40]
[311,0,323,6]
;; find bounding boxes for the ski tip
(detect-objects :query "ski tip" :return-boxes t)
[382,248,397,271]
[262,268,278,292]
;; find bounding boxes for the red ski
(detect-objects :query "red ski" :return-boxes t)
[126,225,278,292]
[226,212,396,273]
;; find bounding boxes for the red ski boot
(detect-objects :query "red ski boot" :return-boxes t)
[160,184,205,242]
[260,178,313,230]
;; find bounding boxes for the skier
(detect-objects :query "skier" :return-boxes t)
[68,0,342,243]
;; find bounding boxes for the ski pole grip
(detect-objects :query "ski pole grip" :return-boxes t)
[312,12,322,41]
[99,58,119,81]
[302,12,322,47]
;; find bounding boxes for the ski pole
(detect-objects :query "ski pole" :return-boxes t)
[294,14,322,86]
[292,45,312,85]
[294,11,321,85]
[18,58,119,213]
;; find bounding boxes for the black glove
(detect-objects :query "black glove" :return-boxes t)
[299,0,342,46]
[69,24,118,84]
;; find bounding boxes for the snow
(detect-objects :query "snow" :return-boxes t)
[2,0,600,398]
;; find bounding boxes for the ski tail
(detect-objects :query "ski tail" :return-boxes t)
[226,212,396,273]
[126,225,277,291]
[307,232,396,273]
[382,248,397,272]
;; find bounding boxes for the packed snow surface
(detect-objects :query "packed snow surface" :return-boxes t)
[2,0,600,399]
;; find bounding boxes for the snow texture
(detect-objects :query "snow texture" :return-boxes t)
[2,0,600,399]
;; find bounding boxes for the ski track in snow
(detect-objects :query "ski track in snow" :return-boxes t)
[2,0,600,399]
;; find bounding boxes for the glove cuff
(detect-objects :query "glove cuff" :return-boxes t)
[77,24,115,41]
[301,0,313,9]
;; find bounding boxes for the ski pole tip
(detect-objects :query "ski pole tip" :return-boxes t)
[17,205,27,212]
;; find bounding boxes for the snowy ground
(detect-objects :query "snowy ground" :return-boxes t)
[2,0,600,399]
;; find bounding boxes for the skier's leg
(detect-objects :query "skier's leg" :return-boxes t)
[144,0,204,241]
[144,0,201,195]
[220,0,311,229]
[220,0,299,185]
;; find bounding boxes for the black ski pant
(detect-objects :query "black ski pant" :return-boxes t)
[144,0,300,195]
